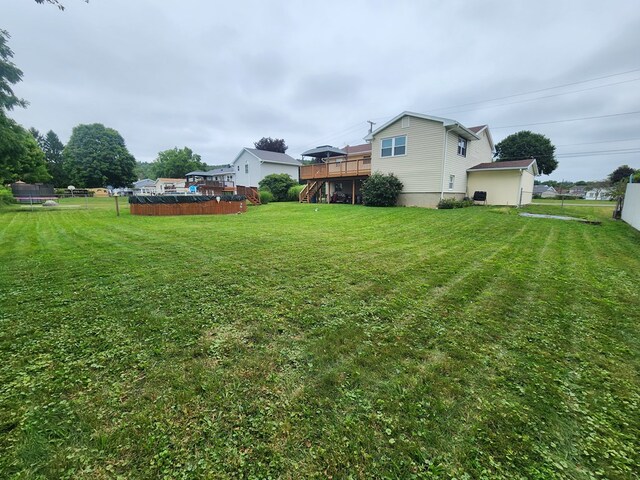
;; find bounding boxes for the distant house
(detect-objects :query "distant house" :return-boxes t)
[467,159,539,206]
[232,148,302,188]
[585,188,612,200]
[132,179,156,195]
[155,178,186,194]
[533,184,558,198]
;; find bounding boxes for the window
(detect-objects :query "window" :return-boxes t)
[237,165,240,172]
[449,175,455,190]
[457,136,467,157]
[401,116,410,128]
[244,164,249,174]
[381,135,406,157]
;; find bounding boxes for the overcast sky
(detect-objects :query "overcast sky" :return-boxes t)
[5,0,640,181]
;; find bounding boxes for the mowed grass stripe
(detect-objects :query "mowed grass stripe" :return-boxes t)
[0,201,638,478]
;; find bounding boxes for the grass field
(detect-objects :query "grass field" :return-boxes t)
[1,200,639,478]
[532,198,615,206]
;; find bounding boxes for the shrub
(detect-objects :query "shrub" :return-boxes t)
[258,174,296,202]
[437,198,474,209]
[361,173,403,207]
[259,190,274,204]
[0,186,16,206]
[287,184,305,201]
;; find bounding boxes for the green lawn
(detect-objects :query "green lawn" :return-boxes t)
[1,201,639,479]
[532,198,615,206]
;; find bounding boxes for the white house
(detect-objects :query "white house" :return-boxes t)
[132,178,156,195]
[232,148,301,188]
[585,188,612,201]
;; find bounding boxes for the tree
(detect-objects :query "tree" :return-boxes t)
[63,123,136,187]
[494,130,558,175]
[254,137,288,153]
[0,30,27,112]
[0,114,51,184]
[258,173,296,202]
[34,0,88,10]
[135,161,155,180]
[361,172,403,207]
[151,147,206,179]
[608,165,636,184]
[42,130,67,186]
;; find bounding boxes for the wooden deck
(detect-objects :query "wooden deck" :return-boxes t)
[300,158,371,180]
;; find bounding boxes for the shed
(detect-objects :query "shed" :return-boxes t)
[467,159,539,206]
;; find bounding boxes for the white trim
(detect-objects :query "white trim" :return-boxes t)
[380,134,407,158]
[365,111,480,142]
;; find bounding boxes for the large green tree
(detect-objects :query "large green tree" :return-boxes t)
[254,137,288,153]
[0,30,27,112]
[151,147,206,179]
[135,161,155,180]
[494,130,558,175]
[32,129,67,187]
[63,123,136,187]
[0,114,51,184]
[608,165,636,184]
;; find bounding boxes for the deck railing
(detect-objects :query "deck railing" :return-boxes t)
[300,158,371,180]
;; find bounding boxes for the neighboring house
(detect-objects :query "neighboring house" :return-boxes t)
[568,186,587,198]
[585,188,612,200]
[621,183,640,231]
[132,178,157,195]
[231,148,301,188]
[467,159,539,206]
[185,166,235,186]
[155,178,187,194]
[533,184,558,198]
[364,112,495,207]
[299,143,372,203]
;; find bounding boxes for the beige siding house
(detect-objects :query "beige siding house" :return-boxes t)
[364,112,495,207]
[467,159,539,206]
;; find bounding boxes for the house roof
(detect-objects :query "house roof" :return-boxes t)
[364,111,481,142]
[186,166,234,176]
[467,159,539,175]
[133,178,155,188]
[301,145,347,158]
[468,125,495,151]
[533,184,556,194]
[343,143,372,155]
[156,178,186,183]
[234,148,302,166]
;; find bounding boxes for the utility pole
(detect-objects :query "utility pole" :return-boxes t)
[367,120,376,134]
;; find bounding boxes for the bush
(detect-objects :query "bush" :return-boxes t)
[360,173,403,207]
[287,184,305,202]
[259,190,274,204]
[0,186,16,206]
[437,198,474,209]
[258,174,297,202]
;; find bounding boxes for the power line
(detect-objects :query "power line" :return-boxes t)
[492,110,640,129]
[429,67,640,113]
[556,137,640,147]
[441,77,640,116]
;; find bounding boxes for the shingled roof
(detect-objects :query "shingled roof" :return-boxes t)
[468,159,538,175]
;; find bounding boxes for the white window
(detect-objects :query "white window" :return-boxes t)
[449,175,455,190]
[457,137,467,157]
[401,116,410,128]
[381,135,406,157]
[244,164,249,174]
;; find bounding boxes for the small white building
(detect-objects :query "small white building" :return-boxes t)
[466,159,539,206]
[621,183,640,231]
[232,148,301,188]
[585,188,612,201]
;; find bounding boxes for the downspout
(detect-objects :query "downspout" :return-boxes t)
[517,168,524,207]
[440,129,449,200]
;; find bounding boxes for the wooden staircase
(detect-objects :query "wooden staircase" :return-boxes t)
[299,181,324,203]
[245,187,261,205]
[237,185,261,205]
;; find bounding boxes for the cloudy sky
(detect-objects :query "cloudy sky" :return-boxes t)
[5,0,640,181]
